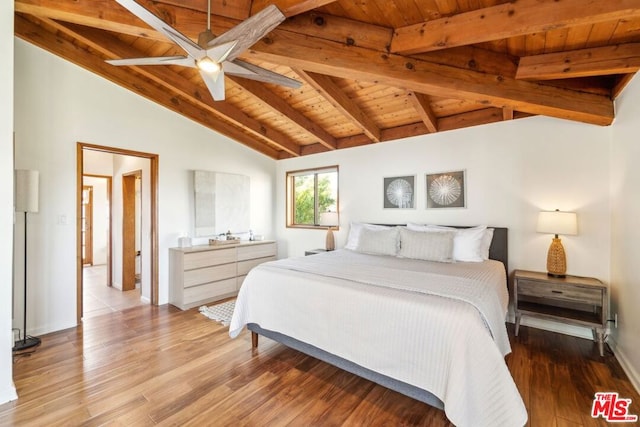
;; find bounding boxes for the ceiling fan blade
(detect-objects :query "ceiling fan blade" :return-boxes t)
[225,60,302,89]
[106,55,195,67]
[206,5,285,62]
[206,40,238,64]
[116,0,203,59]
[200,69,226,101]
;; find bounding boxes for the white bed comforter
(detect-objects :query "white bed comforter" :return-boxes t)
[229,250,527,427]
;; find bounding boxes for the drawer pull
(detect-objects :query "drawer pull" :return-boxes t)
[551,290,563,294]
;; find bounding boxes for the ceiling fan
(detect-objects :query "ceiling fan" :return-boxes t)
[106,0,301,101]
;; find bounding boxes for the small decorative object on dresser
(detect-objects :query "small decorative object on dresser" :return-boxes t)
[514,269,607,356]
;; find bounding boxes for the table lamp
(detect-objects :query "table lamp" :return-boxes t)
[319,211,339,251]
[537,209,578,277]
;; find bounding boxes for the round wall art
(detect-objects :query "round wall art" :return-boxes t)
[383,175,415,209]
[426,170,466,208]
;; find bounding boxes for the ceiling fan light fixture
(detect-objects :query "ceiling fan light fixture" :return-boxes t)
[197,57,220,74]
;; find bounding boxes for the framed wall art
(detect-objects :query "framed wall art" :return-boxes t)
[383,175,416,209]
[426,170,466,209]
[194,170,250,236]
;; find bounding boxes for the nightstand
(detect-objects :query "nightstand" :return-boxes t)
[305,249,328,256]
[514,269,607,356]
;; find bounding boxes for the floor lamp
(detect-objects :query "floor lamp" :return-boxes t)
[13,169,41,351]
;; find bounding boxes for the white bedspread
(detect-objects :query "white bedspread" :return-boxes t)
[229,250,527,427]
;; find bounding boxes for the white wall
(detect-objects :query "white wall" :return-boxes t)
[277,116,611,276]
[610,74,640,391]
[0,0,18,405]
[13,39,276,336]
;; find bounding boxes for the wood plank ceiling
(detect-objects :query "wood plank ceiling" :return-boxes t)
[14,0,640,159]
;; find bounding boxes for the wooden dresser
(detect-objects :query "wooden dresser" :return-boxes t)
[169,240,276,310]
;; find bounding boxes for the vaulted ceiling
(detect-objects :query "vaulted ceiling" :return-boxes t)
[14,0,640,159]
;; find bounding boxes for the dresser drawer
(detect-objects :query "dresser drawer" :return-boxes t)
[518,279,602,306]
[237,256,276,276]
[183,263,237,287]
[237,242,277,261]
[183,278,237,304]
[183,248,236,270]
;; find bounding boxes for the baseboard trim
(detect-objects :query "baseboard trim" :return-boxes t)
[0,383,18,405]
[607,336,640,395]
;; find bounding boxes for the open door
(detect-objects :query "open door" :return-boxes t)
[122,171,140,292]
[81,185,93,265]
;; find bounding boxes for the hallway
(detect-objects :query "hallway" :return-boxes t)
[82,265,144,319]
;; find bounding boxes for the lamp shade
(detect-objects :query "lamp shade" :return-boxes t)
[536,210,577,236]
[15,170,39,213]
[319,211,339,227]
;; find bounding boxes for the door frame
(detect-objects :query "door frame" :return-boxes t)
[76,142,159,324]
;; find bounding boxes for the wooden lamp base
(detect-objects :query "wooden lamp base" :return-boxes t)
[546,236,567,278]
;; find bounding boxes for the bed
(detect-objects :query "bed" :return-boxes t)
[229,224,527,427]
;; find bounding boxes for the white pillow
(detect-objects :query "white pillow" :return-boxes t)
[406,223,488,262]
[345,222,392,250]
[354,227,399,256]
[398,227,455,262]
[480,227,495,260]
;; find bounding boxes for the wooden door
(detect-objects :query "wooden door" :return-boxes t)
[122,173,138,291]
[82,185,93,265]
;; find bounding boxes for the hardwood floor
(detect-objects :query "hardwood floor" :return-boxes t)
[2,303,638,426]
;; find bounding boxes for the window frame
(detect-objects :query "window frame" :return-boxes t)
[286,165,339,230]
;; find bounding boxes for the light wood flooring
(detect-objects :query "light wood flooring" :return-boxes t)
[2,301,639,426]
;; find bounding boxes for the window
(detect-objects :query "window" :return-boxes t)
[286,166,338,228]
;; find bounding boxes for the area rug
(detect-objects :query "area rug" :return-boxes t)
[199,300,235,326]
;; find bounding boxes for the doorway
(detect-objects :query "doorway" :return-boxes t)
[76,143,159,324]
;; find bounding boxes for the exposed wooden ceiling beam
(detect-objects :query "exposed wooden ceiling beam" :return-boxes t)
[295,69,381,143]
[228,76,337,150]
[406,92,437,133]
[153,0,251,20]
[14,0,617,128]
[251,0,338,17]
[15,0,392,52]
[282,11,392,51]
[502,108,514,121]
[391,0,640,55]
[612,73,637,99]
[258,31,613,126]
[325,107,515,153]
[16,16,283,159]
[17,15,297,158]
[516,43,640,80]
